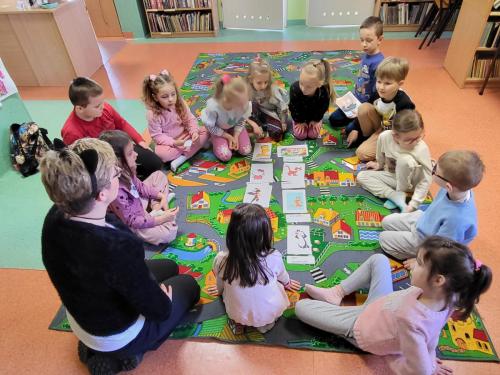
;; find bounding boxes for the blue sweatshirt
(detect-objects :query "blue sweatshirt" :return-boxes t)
[416,189,477,244]
[355,52,384,103]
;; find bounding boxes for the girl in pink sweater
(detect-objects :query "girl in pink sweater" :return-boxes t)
[296,236,492,375]
[143,70,208,172]
[210,203,300,333]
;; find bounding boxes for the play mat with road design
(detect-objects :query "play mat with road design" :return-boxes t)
[50,51,498,362]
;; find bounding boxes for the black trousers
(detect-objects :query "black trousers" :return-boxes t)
[108,259,200,358]
[134,144,164,180]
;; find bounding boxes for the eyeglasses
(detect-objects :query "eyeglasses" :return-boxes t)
[432,163,450,184]
[113,166,122,179]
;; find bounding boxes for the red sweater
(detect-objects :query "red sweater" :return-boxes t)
[61,102,144,145]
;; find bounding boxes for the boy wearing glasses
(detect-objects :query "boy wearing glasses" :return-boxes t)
[357,109,431,212]
[379,150,484,264]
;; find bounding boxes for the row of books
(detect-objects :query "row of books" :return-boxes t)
[380,2,432,25]
[470,57,500,79]
[148,12,214,33]
[479,22,500,48]
[144,0,211,10]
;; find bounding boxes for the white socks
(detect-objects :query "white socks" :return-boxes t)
[170,155,188,172]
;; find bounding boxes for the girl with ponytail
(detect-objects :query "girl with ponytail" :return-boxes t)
[288,58,335,140]
[297,236,492,375]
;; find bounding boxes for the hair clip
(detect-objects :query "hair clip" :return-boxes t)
[160,69,170,77]
[221,74,232,85]
[255,53,262,62]
[475,259,482,271]
[78,149,99,198]
[149,74,157,82]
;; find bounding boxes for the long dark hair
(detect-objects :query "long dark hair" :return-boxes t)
[221,203,275,287]
[99,130,135,186]
[418,236,492,320]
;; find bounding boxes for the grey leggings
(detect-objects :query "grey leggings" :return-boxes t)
[295,254,393,345]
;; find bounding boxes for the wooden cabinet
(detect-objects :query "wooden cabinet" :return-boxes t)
[84,0,123,37]
[444,0,500,88]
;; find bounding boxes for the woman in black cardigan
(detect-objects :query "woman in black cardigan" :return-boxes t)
[40,138,200,375]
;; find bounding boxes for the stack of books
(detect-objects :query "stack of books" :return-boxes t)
[380,1,433,25]
[148,11,213,33]
[144,0,211,10]
[479,22,500,48]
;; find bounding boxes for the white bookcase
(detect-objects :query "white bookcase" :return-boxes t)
[306,0,375,27]
[221,0,287,30]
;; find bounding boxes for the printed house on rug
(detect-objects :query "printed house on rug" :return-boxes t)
[331,220,352,239]
[356,210,383,227]
[190,191,210,209]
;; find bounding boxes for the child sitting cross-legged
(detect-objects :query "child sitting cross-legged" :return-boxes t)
[356,109,432,212]
[209,203,300,333]
[298,237,492,375]
[143,70,209,172]
[100,130,179,246]
[379,150,484,265]
[246,55,289,142]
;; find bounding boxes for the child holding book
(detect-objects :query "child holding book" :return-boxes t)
[348,57,415,161]
[329,16,384,131]
[246,55,289,142]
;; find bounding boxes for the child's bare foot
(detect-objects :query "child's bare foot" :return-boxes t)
[403,258,417,270]
[305,284,345,305]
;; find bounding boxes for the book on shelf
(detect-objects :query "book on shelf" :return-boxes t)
[144,0,212,10]
[470,56,500,79]
[380,2,433,25]
[479,22,500,48]
[148,11,213,33]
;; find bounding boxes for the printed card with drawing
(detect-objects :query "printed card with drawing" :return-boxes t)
[285,213,311,223]
[282,189,307,213]
[335,91,361,119]
[249,163,274,183]
[286,255,316,265]
[281,180,305,189]
[243,183,272,207]
[252,143,272,162]
[287,225,312,255]
[277,145,308,158]
[282,163,305,182]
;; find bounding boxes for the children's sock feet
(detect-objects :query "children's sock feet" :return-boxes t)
[305,284,345,305]
[170,155,188,173]
[383,199,398,210]
[256,321,276,334]
[387,191,408,212]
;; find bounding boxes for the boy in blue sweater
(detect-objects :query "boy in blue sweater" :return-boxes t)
[329,16,384,129]
[379,150,484,264]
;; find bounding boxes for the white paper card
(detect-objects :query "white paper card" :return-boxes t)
[286,214,311,223]
[277,145,308,158]
[249,163,274,183]
[287,255,316,265]
[252,142,273,161]
[283,156,303,163]
[287,225,312,255]
[243,183,272,207]
[282,189,307,213]
[335,91,362,119]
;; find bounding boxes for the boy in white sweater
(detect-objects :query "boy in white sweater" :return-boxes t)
[357,109,432,212]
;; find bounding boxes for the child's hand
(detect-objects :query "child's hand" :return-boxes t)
[174,133,190,147]
[206,285,219,296]
[405,205,416,213]
[160,283,173,301]
[157,192,168,211]
[191,132,199,143]
[229,135,239,150]
[285,279,301,291]
[247,119,264,138]
[403,258,416,271]
[366,161,380,170]
[309,121,322,134]
[435,359,453,375]
[281,121,287,132]
[346,130,359,147]
[157,207,179,224]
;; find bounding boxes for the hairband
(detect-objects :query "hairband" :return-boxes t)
[149,74,157,82]
[221,74,232,85]
[475,259,482,272]
[54,139,98,197]
[149,70,170,82]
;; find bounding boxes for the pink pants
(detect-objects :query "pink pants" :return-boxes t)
[133,171,178,246]
[292,121,321,140]
[154,127,209,163]
[211,127,252,162]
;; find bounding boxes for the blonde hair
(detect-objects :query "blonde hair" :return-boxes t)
[246,56,273,100]
[393,109,424,133]
[376,57,409,82]
[142,71,186,119]
[438,150,485,191]
[301,59,335,103]
[40,138,116,215]
[213,76,249,104]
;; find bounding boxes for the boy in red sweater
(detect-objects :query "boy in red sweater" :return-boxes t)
[61,77,162,179]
